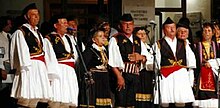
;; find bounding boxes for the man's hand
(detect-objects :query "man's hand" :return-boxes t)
[1,69,7,80]
[116,75,125,91]
[128,53,146,63]
[204,62,211,68]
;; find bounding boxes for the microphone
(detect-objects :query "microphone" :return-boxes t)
[67,27,77,36]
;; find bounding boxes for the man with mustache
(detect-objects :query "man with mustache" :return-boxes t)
[108,13,148,107]
[153,17,196,107]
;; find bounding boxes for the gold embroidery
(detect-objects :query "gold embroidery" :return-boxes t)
[168,59,183,65]
[136,93,152,101]
[134,40,140,46]
[122,39,127,43]
[55,37,60,44]
[96,98,112,106]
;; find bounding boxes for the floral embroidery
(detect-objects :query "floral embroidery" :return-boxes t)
[122,39,127,43]
[134,40,140,46]
[55,37,60,44]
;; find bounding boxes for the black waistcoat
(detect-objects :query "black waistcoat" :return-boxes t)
[46,33,73,61]
[19,26,43,56]
[158,38,186,66]
[115,34,141,62]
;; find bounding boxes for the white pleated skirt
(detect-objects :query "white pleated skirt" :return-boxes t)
[57,63,79,106]
[11,60,52,99]
[154,68,195,104]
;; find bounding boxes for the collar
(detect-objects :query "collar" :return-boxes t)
[164,36,177,42]
[92,43,106,51]
[23,23,38,31]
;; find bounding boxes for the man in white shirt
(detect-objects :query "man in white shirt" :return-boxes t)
[153,17,196,107]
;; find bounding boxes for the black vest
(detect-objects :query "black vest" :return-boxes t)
[19,26,43,56]
[115,34,141,62]
[46,33,74,61]
[158,38,186,66]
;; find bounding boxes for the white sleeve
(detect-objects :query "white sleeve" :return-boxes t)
[186,44,196,68]
[140,41,154,70]
[11,30,31,72]
[152,42,161,70]
[43,38,60,80]
[108,37,124,69]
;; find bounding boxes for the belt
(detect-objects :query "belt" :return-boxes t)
[58,62,75,68]
[123,62,139,74]
[31,55,45,63]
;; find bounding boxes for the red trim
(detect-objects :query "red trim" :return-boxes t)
[31,55,45,63]
[160,65,182,77]
[58,62,75,68]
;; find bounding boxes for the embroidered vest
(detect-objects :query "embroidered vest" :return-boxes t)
[46,33,74,61]
[115,34,141,62]
[19,26,43,56]
[158,38,187,67]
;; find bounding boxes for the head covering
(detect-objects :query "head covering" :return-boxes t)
[163,17,174,27]
[133,26,149,35]
[120,13,133,21]
[177,17,190,29]
[22,3,38,16]
[49,14,66,25]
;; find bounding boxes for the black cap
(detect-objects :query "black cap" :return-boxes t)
[22,3,37,16]
[177,17,190,29]
[163,17,174,27]
[49,14,66,25]
[133,26,149,35]
[120,13,133,21]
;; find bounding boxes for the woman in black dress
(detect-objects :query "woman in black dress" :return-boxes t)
[79,29,112,108]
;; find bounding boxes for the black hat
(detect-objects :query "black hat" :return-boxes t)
[177,17,190,29]
[163,17,174,27]
[133,26,149,35]
[22,3,37,16]
[120,13,133,21]
[49,14,66,25]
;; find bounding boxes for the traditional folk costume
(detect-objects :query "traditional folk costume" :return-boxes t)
[45,32,79,107]
[10,24,52,107]
[79,43,111,108]
[135,43,154,108]
[108,33,148,107]
[193,41,220,108]
[153,36,196,105]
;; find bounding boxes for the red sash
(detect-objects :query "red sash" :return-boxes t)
[58,62,75,68]
[199,66,215,91]
[31,55,45,63]
[160,65,182,77]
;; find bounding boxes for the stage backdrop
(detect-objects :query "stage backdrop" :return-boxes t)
[122,0,155,27]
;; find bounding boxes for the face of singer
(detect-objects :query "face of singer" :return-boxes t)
[177,27,189,40]
[120,21,134,37]
[68,20,78,30]
[92,30,106,47]
[55,18,68,36]
[26,9,40,27]
[136,30,147,43]
[163,23,176,39]
[202,26,213,41]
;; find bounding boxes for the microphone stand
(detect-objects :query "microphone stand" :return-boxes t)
[146,24,162,108]
[71,32,94,108]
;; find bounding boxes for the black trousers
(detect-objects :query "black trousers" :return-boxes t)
[114,73,139,107]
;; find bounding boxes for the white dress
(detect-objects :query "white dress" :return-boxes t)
[10,24,52,100]
[153,37,196,104]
